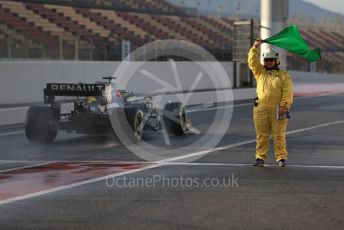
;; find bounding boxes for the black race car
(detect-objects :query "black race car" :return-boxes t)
[25,77,189,143]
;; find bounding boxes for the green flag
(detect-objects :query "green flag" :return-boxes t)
[263,25,321,62]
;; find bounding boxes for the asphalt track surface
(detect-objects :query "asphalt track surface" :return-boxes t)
[0,92,344,229]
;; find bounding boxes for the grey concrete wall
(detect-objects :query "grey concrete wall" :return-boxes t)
[0,61,116,105]
[0,61,234,105]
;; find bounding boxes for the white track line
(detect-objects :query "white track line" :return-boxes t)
[188,102,251,113]
[0,162,52,174]
[1,119,344,206]
[0,106,28,111]
[0,160,41,164]
[165,162,344,170]
[295,91,344,100]
[0,160,147,164]
[0,160,150,175]
[286,120,344,135]
[158,120,344,164]
[0,130,24,136]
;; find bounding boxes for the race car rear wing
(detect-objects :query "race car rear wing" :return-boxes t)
[44,83,105,103]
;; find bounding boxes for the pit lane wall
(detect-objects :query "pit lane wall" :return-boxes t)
[0,61,235,105]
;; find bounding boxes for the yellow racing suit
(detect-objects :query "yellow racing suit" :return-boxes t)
[248,46,293,161]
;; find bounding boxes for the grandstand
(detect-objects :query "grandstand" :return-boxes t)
[0,0,343,73]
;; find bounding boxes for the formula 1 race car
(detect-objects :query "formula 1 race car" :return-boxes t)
[25,77,189,143]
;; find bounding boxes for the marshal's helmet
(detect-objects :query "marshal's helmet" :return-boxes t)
[263,48,279,60]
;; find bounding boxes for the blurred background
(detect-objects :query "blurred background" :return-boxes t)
[0,0,343,73]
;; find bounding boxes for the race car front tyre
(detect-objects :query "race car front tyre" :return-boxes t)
[25,106,58,143]
[163,102,187,136]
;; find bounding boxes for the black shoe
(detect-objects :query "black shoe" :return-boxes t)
[253,158,264,166]
[278,159,286,167]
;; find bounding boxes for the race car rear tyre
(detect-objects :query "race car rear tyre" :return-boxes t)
[25,106,58,143]
[125,107,144,142]
[163,102,187,136]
